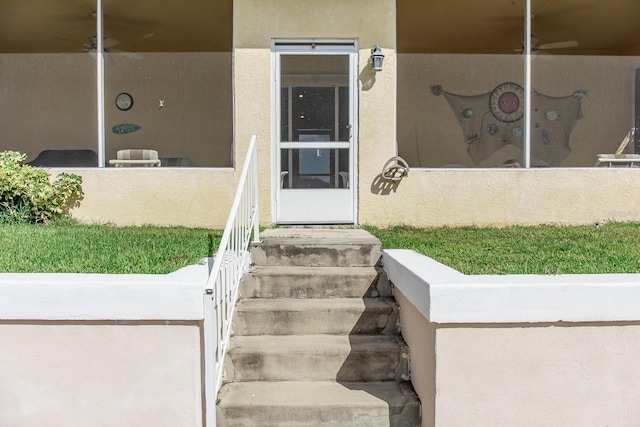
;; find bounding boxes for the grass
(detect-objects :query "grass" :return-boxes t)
[2,222,640,275]
[0,223,222,274]
[364,222,640,275]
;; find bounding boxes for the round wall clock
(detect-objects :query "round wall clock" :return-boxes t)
[115,92,134,111]
[489,82,525,123]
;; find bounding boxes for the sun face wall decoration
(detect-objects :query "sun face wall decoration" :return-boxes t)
[431,83,586,166]
[489,82,525,123]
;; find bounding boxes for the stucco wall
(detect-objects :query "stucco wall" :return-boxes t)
[435,323,640,426]
[233,0,397,225]
[396,290,640,427]
[63,167,237,228]
[395,290,436,426]
[362,167,640,227]
[0,265,209,427]
[0,322,203,427]
[67,147,640,228]
[386,250,640,427]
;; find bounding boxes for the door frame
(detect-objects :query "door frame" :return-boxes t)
[270,39,359,224]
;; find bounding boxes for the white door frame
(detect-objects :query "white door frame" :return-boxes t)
[271,39,359,224]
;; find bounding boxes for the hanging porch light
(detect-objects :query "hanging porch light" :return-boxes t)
[370,44,384,71]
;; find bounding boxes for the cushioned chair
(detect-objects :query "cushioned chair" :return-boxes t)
[109,149,161,167]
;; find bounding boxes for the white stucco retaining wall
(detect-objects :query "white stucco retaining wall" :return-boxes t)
[383,249,640,426]
[0,263,210,427]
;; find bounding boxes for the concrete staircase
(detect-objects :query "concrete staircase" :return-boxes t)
[216,228,421,426]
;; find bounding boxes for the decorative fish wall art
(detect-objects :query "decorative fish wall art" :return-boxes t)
[112,123,141,134]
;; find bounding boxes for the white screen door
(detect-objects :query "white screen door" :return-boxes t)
[273,41,358,224]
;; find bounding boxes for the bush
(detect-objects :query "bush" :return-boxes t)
[0,151,84,224]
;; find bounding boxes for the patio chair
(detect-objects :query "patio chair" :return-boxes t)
[109,149,161,167]
[594,130,640,167]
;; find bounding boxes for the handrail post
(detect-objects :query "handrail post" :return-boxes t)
[252,136,260,244]
[203,292,216,427]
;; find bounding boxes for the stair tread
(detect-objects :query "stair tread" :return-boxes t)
[236,297,393,311]
[230,334,400,352]
[251,230,382,267]
[218,380,418,408]
[247,265,379,275]
[258,228,381,245]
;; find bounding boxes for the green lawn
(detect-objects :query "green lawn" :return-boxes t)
[2,222,639,275]
[365,222,640,275]
[0,224,222,274]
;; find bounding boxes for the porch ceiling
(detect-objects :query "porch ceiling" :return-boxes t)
[0,0,233,53]
[0,0,638,55]
[398,0,640,55]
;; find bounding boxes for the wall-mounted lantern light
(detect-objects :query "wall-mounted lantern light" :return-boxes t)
[370,44,384,71]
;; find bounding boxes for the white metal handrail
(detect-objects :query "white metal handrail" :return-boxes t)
[203,135,259,427]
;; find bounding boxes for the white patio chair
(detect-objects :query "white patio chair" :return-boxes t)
[595,130,640,167]
[109,149,161,167]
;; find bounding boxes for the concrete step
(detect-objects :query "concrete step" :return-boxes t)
[251,228,382,267]
[223,334,409,383]
[217,380,421,427]
[240,265,391,299]
[232,298,399,336]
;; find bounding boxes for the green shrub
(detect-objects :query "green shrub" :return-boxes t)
[0,151,84,224]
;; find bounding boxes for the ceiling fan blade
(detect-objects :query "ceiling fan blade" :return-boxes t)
[537,40,579,50]
[88,50,116,66]
[108,49,144,60]
[103,37,119,48]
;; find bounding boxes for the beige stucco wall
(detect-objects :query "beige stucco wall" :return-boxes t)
[435,323,640,426]
[233,0,397,225]
[363,167,640,227]
[51,154,640,228]
[395,290,436,426]
[395,288,640,427]
[68,167,237,227]
[0,322,203,427]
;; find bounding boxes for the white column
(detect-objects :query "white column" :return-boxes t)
[96,0,106,167]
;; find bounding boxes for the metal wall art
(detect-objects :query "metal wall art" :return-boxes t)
[431,84,587,166]
[112,123,141,134]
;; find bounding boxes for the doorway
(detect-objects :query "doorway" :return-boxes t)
[273,41,358,224]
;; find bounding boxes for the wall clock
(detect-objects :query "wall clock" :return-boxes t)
[115,92,134,111]
[489,82,524,123]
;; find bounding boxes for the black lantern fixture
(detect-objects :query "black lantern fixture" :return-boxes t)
[370,44,384,72]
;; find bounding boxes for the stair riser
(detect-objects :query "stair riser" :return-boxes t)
[251,243,382,267]
[217,381,421,427]
[217,406,405,427]
[233,307,399,336]
[240,269,391,299]
[225,349,403,382]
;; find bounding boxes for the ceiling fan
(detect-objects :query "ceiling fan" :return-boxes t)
[87,35,143,60]
[62,35,143,65]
